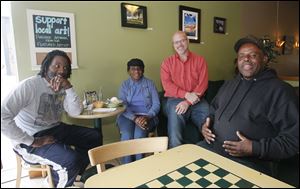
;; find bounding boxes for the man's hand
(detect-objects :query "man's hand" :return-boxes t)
[175,101,189,114]
[31,136,56,148]
[49,76,61,92]
[49,75,72,92]
[222,131,252,157]
[185,92,200,105]
[134,116,150,130]
[201,117,215,144]
[59,75,72,90]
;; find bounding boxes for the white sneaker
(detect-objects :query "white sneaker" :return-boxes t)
[72,181,84,188]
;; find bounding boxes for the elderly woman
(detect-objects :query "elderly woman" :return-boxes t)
[117,58,160,164]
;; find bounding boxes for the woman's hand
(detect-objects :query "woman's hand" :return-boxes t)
[134,116,150,130]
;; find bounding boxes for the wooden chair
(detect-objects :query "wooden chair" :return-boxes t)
[88,137,168,173]
[15,154,54,188]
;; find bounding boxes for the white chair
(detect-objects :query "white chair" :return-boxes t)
[15,154,54,188]
[88,137,168,173]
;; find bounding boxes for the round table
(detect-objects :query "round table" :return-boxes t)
[69,106,125,144]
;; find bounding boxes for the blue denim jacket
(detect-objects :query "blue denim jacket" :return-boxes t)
[118,76,160,124]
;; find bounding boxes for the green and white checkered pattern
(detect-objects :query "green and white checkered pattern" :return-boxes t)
[137,158,259,188]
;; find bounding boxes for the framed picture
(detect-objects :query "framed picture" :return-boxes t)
[121,2,147,29]
[282,35,294,55]
[213,17,226,34]
[27,9,78,70]
[179,5,201,43]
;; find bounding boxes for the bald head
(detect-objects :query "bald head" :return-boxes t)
[172,31,189,56]
[172,31,188,42]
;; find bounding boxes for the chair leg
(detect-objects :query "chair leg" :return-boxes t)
[97,164,105,173]
[15,154,55,188]
[15,155,22,188]
[41,165,47,177]
[46,166,54,188]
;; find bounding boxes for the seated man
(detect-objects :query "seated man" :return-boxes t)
[198,35,299,176]
[1,50,101,187]
[161,31,209,148]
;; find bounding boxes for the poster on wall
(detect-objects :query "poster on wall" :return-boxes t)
[179,5,201,43]
[27,9,78,70]
[282,35,294,55]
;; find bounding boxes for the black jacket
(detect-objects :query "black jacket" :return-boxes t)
[210,68,299,161]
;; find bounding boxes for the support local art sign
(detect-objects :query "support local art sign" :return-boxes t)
[27,9,78,70]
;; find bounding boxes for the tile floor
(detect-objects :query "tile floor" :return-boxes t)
[1,159,121,188]
[1,171,47,188]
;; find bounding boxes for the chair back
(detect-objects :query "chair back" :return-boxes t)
[88,137,168,173]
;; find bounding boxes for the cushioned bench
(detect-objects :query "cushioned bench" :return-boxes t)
[157,80,225,143]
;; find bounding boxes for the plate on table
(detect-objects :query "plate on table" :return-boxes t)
[93,108,117,113]
[106,102,123,108]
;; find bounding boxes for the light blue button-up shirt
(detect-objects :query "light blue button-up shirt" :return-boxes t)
[118,76,160,124]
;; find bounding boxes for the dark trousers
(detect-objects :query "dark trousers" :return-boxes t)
[15,123,101,187]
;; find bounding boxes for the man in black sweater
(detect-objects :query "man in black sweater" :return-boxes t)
[197,35,299,176]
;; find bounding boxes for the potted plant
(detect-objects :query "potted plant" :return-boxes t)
[261,35,281,64]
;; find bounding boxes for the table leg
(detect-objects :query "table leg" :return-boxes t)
[94,118,103,144]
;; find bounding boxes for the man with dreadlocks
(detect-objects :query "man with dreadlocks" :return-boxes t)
[1,50,101,187]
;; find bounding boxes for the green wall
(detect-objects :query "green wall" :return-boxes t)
[11,1,240,143]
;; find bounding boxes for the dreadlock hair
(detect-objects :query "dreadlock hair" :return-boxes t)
[127,58,145,72]
[38,50,72,79]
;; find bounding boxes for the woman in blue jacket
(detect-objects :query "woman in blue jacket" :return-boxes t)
[117,58,160,164]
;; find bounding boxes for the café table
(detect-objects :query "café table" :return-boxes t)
[85,144,293,188]
[69,106,125,144]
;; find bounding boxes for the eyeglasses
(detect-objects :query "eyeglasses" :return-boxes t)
[173,38,187,45]
[129,67,143,71]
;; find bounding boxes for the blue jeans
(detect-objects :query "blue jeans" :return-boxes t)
[14,123,101,187]
[117,114,157,164]
[164,98,209,148]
